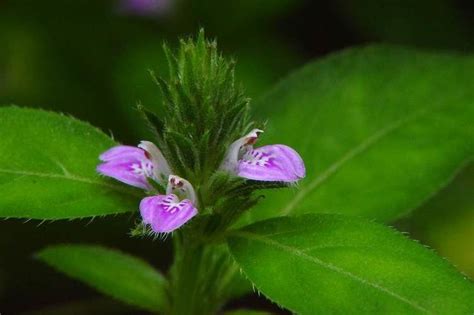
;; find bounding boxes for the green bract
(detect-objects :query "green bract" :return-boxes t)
[142,30,253,184]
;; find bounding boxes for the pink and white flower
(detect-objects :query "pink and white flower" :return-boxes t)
[221,129,305,182]
[97,141,171,190]
[97,129,305,234]
[140,175,198,233]
[98,142,197,233]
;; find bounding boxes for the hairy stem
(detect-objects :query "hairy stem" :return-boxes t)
[168,231,237,315]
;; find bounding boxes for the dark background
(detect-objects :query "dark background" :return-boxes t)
[1,0,473,313]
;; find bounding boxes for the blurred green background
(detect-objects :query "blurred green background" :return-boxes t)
[0,0,473,313]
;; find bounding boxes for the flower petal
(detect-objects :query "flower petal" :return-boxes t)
[238,144,305,182]
[139,195,166,225]
[97,145,152,190]
[97,160,150,190]
[139,194,198,233]
[99,145,143,162]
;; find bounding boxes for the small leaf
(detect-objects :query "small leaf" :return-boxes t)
[0,106,140,219]
[228,214,474,314]
[36,244,168,312]
[250,45,474,223]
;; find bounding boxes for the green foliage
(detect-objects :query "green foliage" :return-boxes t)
[248,45,474,224]
[2,29,474,314]
[143,30,253,184]
[135,31,284,234]
[36,245,168,312]
[197,171,287,235]
[0,106,140,219]
[228,214,474,314]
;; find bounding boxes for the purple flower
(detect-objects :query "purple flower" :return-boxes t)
[97,126,305,235]
[140,175,198,233]
[118,0,171,16]
[221,129,305,182]
[97,141,171,190]
[98,142,197,233]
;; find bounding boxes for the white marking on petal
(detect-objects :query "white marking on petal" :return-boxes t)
[139,194,198,233]
[237,145,305,182]
[131,160,155,177]
[241,149,273,167]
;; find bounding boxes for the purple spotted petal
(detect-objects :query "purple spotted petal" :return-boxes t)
[140,194,198,233]
[238,144,305,182]
[97,145,152,190]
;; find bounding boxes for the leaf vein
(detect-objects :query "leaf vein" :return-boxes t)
[233,231,430,314]
[280,109,428,215]
[0,168,141,197]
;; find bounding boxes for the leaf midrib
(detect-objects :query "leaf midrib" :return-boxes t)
[279,108,430,216]
[0,168,141,197]
[232,230,430,314]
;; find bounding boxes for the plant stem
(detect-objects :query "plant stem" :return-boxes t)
[168,230,237,315]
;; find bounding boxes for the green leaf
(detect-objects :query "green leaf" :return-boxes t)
[0,106,140,219]
[228,214,474,314]
[36,244,168,312]
[225,262,253,301]
[250,45,474,223]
